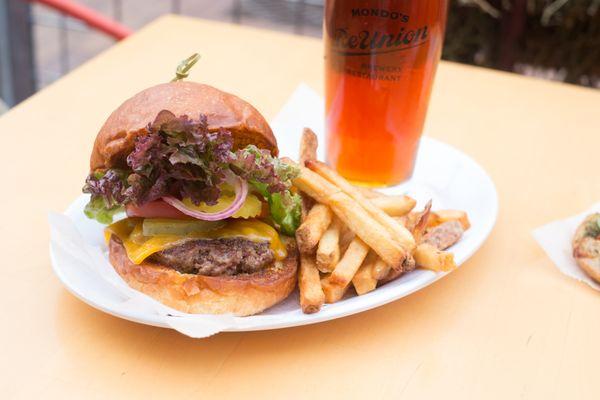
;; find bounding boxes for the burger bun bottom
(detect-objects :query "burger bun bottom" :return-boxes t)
[108,236,298,316]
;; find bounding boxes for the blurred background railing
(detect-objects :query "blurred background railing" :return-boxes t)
[1,0,598,110]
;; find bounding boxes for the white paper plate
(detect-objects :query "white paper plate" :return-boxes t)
[49,85,498,334]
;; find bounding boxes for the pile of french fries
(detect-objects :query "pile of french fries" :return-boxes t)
[290,129,471,314]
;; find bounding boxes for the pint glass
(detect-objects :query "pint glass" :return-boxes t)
[325,0,448,186]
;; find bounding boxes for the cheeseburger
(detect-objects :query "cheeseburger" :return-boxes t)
[83,82,301,316]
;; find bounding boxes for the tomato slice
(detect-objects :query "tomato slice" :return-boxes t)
[125,201,190,219]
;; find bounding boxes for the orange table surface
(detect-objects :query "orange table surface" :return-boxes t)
[1,15,599,400]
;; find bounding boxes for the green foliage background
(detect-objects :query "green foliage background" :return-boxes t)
[444,0,600,86]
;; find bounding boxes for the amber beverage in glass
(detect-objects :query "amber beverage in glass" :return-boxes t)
[325,0,448,186]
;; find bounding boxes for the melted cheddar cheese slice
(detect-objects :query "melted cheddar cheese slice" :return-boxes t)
[105,217,287,265]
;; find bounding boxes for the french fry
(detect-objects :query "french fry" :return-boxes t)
[295,133,326,315]
[292,165,406,268]
[355,186,384,199]
[298,253,325,313]
[339,223,355,253]
[429,210,471,230]
[352,253,378,295]
[295,203,333,254]
[300,196,313,221]
[321,276,347,303]
[413,243,456,272]
[379,255,415,284]
[381,265,403,283]
[291,162,340,202]
[287,126,469,312]
[395,212,420,232]
[329,237,370,286]
[298,129,318,220]
[296,131,325,313]
[411,200,432,242]
[299,128,318,165]
[307,160,416,252]
[372,257,392,280]
[371,195,416,216]
[316,218,341,273]
[328,192,406,268]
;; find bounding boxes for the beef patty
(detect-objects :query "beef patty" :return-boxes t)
[150,238,275,276]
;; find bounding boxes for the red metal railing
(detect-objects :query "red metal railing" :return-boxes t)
[27,0,132,40]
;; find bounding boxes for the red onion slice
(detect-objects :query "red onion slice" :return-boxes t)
[162,175,248,221]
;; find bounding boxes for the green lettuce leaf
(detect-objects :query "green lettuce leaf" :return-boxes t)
[250,181,301,236]
[83,196,124,224]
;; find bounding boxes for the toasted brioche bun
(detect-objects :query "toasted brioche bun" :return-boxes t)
[90,82,277,171]
[572,213,600,284]
[94,82,291,316]
[108,236,298,316]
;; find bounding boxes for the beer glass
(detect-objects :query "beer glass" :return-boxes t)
[325,0,448,186]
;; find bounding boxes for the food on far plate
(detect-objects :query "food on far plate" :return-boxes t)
[572,213,600,284]
[82,80,303,316]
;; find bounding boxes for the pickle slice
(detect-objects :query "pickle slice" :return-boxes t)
[129,223,147,244]
[181,194,263,219]
[142,218,226,236]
